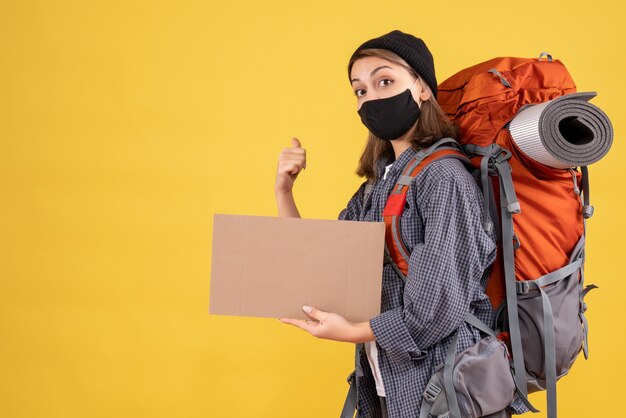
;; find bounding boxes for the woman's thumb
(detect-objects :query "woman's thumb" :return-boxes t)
[291,137,301,148]
[303,305,321,321]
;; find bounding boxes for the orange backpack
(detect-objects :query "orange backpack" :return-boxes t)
[438,54,586,308]
[378,54,605,418]
[434,54,600,418]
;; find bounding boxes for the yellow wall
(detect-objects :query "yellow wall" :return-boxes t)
[1,1,624,417]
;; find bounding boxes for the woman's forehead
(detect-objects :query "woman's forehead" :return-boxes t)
[350,56,404,80]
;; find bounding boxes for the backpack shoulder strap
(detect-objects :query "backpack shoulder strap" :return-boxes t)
[383,138,470,278]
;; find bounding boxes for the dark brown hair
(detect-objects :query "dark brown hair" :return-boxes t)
[349,48,458,183]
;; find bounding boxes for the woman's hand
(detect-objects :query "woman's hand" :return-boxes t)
[275,137,307,194]
[279,306,375,343]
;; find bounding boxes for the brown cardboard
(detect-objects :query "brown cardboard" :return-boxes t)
[209,214,385,323]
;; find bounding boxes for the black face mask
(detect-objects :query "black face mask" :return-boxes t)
[357,89,421,141]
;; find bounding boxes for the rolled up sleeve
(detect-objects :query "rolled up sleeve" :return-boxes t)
[370,172,496,361]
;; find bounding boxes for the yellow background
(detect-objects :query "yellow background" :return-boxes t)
[1,1,624,417]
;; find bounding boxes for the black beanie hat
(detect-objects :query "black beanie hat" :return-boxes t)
[348,30,438,98]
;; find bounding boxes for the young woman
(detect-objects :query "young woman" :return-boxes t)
[276,30,507,418]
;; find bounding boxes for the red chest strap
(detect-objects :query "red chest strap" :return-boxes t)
[383,148,469,277]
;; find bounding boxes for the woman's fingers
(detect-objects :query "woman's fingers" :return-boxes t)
[279,306,325,332]
[280,149,306,166]
[278,158,306,175]
[275,137,307,194]
[278,153,306,163]
[279,317,319,334]
[281,147,306,156]
[278,143,307,172]
[279,302,375,343]
[278,162,304,176]
[302,305,326,322]
[278,138,307,171]
[283,147,306,155]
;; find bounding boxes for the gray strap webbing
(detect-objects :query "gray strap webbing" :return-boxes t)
[443,331,461,418]
[411,138,457,170]
[536,285,557,418]
[401,138,461,178]
[462,143,497,157]
[397,175,413,186]
[480,154,493,233]
[488,69,512,88]
[580,309,591,360]
[340,371,357,418]
[572,170,590,236]
[569,169,580,195]
[516,258,583,293]
[384,243,407,281]
[426,137,460,152]
[419,380,444,418]
[465,313,496,337]
[468,147,536,412]
[391,261,407,281]
[495,160,521,214]
[419,395,432,418]
[355,343,364,377]
[581,284,598,359]
[340,344,365,418]
[539,51,554,62]
[581,166,594,218]
[390,215,410,263]
[581,166,590,207]
[570,233,591,357]
[401,148,469,187]
[499,174,528,401]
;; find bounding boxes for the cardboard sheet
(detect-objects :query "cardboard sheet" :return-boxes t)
[209,214,385,322]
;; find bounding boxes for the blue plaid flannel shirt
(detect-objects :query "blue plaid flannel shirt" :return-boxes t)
[338,146,522,418]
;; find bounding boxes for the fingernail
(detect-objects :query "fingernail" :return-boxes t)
[303,306,312,313]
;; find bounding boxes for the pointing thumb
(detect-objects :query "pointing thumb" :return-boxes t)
[291,137,301,148]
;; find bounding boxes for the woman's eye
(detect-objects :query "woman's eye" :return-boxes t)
[355,89,366,97]
[379,78,392,87]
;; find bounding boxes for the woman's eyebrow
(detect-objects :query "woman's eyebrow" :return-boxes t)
[350,65,393,84]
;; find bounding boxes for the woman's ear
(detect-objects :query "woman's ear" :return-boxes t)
[412,78,433,104]
[419,85,433,102]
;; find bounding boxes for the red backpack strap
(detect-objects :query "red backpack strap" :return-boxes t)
[383,138,470,278]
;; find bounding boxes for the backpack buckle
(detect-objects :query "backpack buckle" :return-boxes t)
[346,371,356,385]
[424,382,442,401]
[494,148,512,163]
[517,281,531,294]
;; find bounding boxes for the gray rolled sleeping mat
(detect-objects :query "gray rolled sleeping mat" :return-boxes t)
[508,92,613,168]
